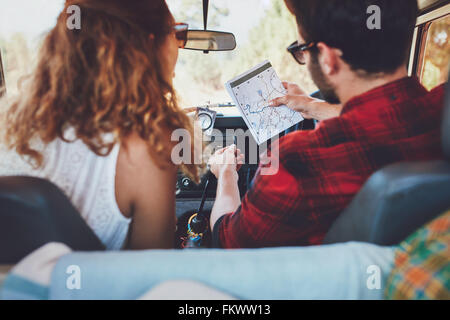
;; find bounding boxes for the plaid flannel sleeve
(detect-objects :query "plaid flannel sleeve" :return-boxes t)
[216,161,306,248]
[212,131,327,249]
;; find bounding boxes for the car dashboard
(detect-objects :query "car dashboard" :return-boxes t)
[175,105,259,217]
[175,103,314,218]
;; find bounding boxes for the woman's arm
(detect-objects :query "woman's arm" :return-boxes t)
[117,133,178,250]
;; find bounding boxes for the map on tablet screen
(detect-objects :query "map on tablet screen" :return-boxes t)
[226,61,304,145]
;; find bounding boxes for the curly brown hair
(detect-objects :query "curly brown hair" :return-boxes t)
[3,0,200,181]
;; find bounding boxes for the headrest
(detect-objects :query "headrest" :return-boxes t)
[443,78,450,160]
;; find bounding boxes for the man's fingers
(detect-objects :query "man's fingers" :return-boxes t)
[283,82,306,96]
[214,144,236,157]
[282,81,290,90]
[269,96,288,107]
[215,147,227,155]
[209,144,246,168]
[223,146,238,164]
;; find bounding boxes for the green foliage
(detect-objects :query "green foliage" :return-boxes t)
[173,0,317,106]
[170,0,229,29]
[421,16,450,91]
[221,0,316,93]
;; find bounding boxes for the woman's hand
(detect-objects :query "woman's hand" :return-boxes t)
[208,145,244,179]
[269,82,342,121]
[183,107,198,114]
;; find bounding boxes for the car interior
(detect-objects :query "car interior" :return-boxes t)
[0,0,449,299]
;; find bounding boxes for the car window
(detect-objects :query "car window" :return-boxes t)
[419,14,450,90]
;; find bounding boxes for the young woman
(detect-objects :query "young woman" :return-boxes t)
[0,0,200,250]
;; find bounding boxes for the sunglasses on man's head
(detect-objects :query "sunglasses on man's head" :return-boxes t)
[173,23,189,48]
[287,41,316,65]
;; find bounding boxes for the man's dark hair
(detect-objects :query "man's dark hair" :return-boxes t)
[285,0,418,74]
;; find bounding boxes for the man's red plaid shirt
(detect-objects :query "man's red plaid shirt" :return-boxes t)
[213,77,445,248]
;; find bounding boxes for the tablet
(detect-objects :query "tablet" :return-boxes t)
[225,60,304,145]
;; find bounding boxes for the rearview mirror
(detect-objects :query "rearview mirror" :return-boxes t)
[184,30,237,52]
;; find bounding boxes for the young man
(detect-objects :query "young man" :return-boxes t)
[208,0,446,248]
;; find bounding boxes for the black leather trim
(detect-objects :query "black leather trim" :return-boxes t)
[324,161,450,246]
[0,176,105,264]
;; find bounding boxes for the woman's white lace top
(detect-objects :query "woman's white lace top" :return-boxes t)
[0,135,131,250]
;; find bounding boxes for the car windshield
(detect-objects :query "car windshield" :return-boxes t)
[167,0,317,107]
[0,0,316,108]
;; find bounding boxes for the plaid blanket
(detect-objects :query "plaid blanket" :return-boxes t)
[385,210,450,300]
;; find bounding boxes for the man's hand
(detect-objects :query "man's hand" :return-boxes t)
[269,82,316,118]
[269,82,342,121]
[209,145,244,230]
[208,145,244,179]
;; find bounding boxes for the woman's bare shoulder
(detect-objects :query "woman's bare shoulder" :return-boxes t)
[115,132,177,218]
